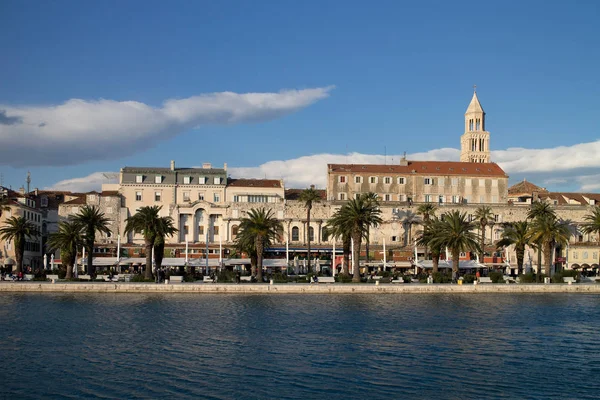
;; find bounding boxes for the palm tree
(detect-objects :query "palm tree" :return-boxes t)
[47,220,83,279]
[236,208,282,282]
[0,195,11,219]
[417,204,437,259]
[124,205,162,280]
[529,215,571,276]
[474,205,494,263]
[329,193,382,282]
[416,216,442,274]
[299,186,322,272]
[429,211,481,278]
[527,202,557,277]
[496,221,533,275]
[362,192,379,263]
[153,216,178,271]
[581,206,600,268]
[326,212,352,275]
[0,216,40,273]
[72,205,111,276]
[235,227,259,274]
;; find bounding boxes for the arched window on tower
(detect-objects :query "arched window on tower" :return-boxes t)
[469,119,474,131]
[476,119,481,130]
[309,227,315,242]
[292,226,299,241]
[481,139,485,151]
[471,138,476,151]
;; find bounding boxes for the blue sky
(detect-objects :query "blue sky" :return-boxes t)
[1,0,599,192]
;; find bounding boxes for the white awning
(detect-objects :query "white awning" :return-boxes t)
[415,260,488,269]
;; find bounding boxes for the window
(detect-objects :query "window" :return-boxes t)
[248,195,268,203]
[492,195,498,203]
[480,196,485,203]
[424,178,432,185]
[339,193,346,200]
[452,195,460,204]
[355,176,362,184]
[354,193,361,200]
[292,226,299,241]
[573,252,578,260]
[398,177,405,185]
[438,178,445,186]
[384,177,391,184]
[339,176,346,183]
[384,194,391,201]
[198,226,204,235]
[233,195,240,202]
[135,191,142,201]
[198,177,206,184]
[424,194,432,203]
[198,193,204,201]
[214,177,221,185]
[232,225,239,237]
[492,179,498,187]
[391,236,398,242]
[41,196,48,207]
[106,207,113,214]
[398,194,406,202]
[321,228,329,242]
[583,252,588,259]
[451,178,458,186]
[183,176,191,184]
[214,193,220,202]
[184,225,190,235]
[155,191,161,202]
[309,227,314,241]
[465,179,472,186]
[104,196,111,203]
[183,192,190,202]
[155,175,162,184]
[369,176,378,184]
[593,252,598,260]
[136,175,143,183]
[479,179,485,187]
[213,226,219,235]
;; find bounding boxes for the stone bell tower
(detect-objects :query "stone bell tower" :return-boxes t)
[460,87,491,163]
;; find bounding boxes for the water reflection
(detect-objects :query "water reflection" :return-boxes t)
[1,293,600,399]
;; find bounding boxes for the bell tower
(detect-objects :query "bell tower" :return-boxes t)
[460,86,491,163]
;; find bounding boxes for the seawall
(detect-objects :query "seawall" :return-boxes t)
[1,282,600,294]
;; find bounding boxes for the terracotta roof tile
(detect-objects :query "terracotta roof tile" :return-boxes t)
[508,180,548,195]
[101,191,120,196]
[227,178,282,188]
[62,197,86,205]
[328,161,508,177]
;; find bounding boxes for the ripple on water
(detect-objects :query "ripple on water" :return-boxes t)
[1,293,600,399]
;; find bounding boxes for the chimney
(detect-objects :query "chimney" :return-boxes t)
[223,162,227,171]
[202,163,212,169]
[170,160,175,171]
[399,152,408,167]
[34,188,39,196]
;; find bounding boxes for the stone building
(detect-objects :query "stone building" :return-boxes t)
[0,187,43,270]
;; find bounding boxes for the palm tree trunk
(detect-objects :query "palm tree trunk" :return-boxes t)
[342,236,350,275]
[432,252,440,274]
[86,233,95,276]
[66,263,73,280]
[352,231,361,283]
[516,245,525,275]
[452,248,460,278]
[144,240,153,280]
[544,243,553,277]
[306,207,311,273]
[479,224,486,263]
[536,241,543,281]
[15,238,24,274]
[256,235,264,282]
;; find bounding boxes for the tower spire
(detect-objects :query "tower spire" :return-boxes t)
[460,88,490,163]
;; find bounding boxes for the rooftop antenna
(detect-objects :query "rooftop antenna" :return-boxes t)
[0,172,3,188]
[26,171,31,194]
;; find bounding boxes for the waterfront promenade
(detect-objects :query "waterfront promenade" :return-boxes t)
[2,281,600,294]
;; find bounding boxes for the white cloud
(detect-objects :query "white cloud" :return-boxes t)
[47,139,600,193]
[48,172,118,193]
[0,86,333,167]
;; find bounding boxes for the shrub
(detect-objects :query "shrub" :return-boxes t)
[518,273,536,283]
[335,273,353,283]
[376,271,391,278]
[432,272,452,284]
[402,275,412,283]
[271,272,288,283]
[551,273,564,283]
[562,269,578,278]
[130,275,154,283]
[217,270,235,283]
[462,274,475,284]
[489,271,505,284]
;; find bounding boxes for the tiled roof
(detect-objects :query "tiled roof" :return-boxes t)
[62,197,86,205]
[122,167,226,174]
[101,191,120,196]
[508,179,548,195]
[328,161,507,177]
[285,189,327,200]
[227,178,282,188]
[539,192,600,206]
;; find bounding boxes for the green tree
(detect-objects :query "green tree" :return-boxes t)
[581,206,600,268]
[124,205,162,280]
[47,220,83,279]
[153,216,178,271]
[417,203,437,259]
[527,202,557,277]
[529,215,571,276]
[236,208,283,282]
[72,205,111,276]
[328,193,382,282]
[416,216,442,274]
[299,186,322,272]
[496,221,533,275]
[429,211,481,277]
[474,205,494,263]
[0,216,40,273]
[326,215,352,275]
